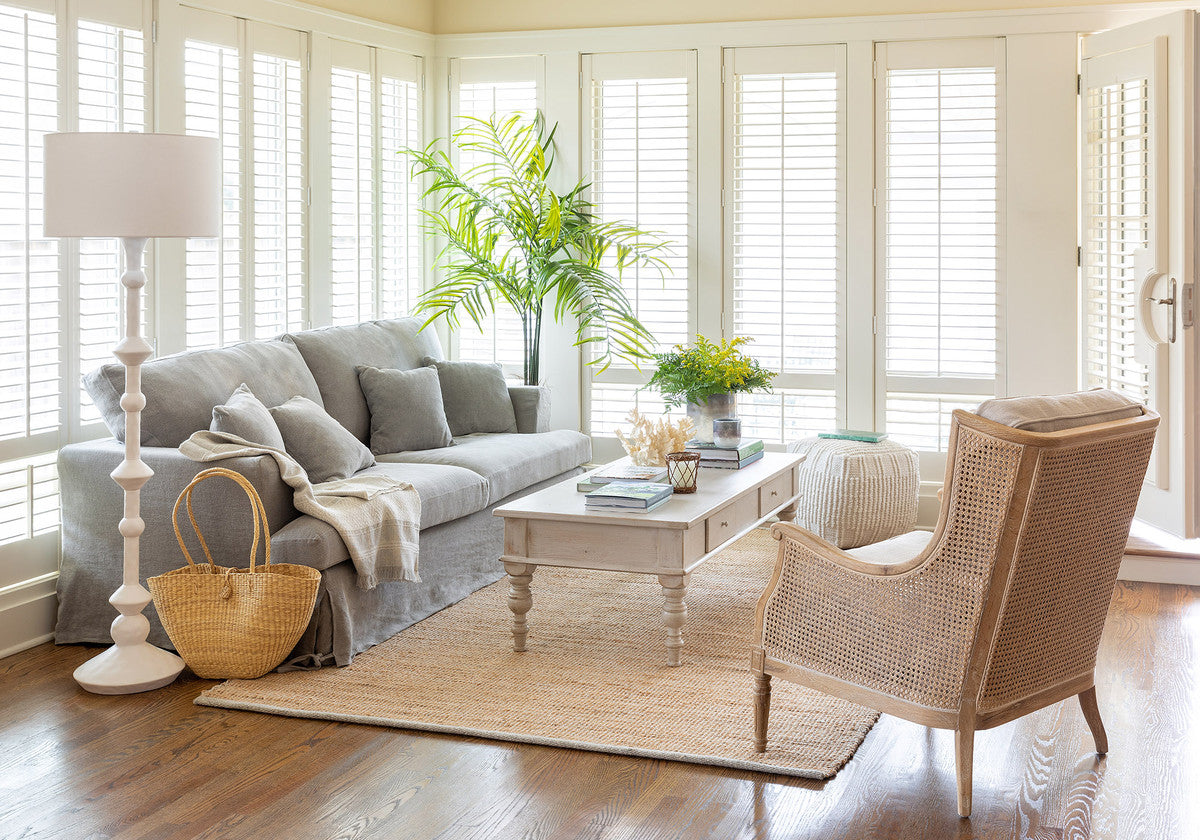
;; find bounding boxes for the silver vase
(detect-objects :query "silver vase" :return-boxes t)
[686,393,737,444]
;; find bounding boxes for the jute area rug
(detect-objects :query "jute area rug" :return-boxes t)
[197,528,878,779]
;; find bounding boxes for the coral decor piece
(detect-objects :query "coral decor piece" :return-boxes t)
[615,410,696,467]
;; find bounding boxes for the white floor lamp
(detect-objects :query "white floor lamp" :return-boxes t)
[44,132,220,694]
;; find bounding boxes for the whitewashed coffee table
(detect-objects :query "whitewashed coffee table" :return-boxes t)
[493,452,803,666]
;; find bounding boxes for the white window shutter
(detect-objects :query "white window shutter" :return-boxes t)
[878,39,1005,453]
[248,27,306,340]
[183,12,307,348]
[330,44,422,325]
[726,45,844,444]
[583,50,696,431]
[448,56,543,373]
[0,2,61,546]
[378,52,422,319]
[183,13,242,350]
[330,43,373,326]
[1082,78,1151,403]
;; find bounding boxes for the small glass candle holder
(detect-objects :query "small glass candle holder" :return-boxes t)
[665,451,701,494]
[712,418,742,449]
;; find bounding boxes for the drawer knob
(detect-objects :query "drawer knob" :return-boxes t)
[770,490,778,497]
[720,520,728,528]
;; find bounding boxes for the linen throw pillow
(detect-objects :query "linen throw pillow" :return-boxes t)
[356,365,455,454]
[210,383,287,450]
[268,395,375,483]
[421,357,518,436]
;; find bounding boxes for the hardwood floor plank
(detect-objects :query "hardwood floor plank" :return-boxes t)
[1,579,1196,840]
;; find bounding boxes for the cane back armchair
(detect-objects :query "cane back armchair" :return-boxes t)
[751,399,1159,817]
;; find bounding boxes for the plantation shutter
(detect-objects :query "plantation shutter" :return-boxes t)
[0,1,60,550]
[448,56,543,373]
[183,10,242,349]
[1081,75,1151,403]
[377,50,422,319]
[249,24,306,340]
[725,45,844,445]
[75,12,146,425]
[330,42,422,325]
[877,39,1006,457]
[183,10,307,349]
[330,41,373,325]
[583,50,696,435]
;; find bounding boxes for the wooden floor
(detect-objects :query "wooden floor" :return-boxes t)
[1,579,1196,840]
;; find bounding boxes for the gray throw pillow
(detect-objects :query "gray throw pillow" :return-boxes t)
[357,365,455,454]
[268,395,375,483]
[210,383,286,450]
[421,357,517,436]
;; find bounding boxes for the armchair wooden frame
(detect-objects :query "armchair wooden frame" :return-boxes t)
[750,407,1160,817]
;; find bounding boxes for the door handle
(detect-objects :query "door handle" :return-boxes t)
[1145,277,1177,343]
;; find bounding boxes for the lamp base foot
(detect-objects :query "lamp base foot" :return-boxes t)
[73,642,184,695]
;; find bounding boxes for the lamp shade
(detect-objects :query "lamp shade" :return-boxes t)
[43,132,220,238]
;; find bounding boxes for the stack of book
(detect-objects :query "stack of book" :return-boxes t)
[685,439,765,470]
[576,463,668,493]
[585,482,674,513]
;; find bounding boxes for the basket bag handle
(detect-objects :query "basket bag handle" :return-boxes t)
[172,467,272,573]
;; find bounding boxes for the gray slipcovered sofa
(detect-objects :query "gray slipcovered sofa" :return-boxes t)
[54,317,590,666]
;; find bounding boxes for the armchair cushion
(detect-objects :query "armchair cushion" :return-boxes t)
[269,396,375,483]
[210,383,286,450]
[356,365,454,454]
[844,530,933,568]
[976,388,1142,432]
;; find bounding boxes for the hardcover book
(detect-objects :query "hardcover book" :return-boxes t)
[699,450,765,470]
[685,439,764,460]
[585,481,674,508]
[589,464,669,484]
[818,429,889,443]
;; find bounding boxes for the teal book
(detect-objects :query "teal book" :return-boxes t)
[685,439,765,460]
[585,481,674,508]
[818,429,888,443]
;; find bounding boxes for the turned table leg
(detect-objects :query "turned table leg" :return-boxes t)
[659,573,690,667]
[503,561,535,652]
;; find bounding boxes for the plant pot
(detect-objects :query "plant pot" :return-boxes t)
[686,393,737,444]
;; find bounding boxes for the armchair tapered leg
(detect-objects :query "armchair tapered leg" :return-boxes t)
[1078,685,1108,754]
[955,721,975,818]
[753,672,772,753]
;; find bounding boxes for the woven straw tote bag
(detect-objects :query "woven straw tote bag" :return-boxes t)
[148,467,320,679]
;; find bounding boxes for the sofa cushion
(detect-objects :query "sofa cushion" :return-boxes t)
[422,357,518,436]
[269,396,375,483]
[269,462,491,570]
[83,339,322,447]
[357,365,454,454]
[285,318,445,443]
[975,388,1143,433]
[379,430,591,503]
[210,383,286,450]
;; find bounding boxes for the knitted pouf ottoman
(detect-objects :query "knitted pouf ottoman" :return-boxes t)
[785,437,919,549]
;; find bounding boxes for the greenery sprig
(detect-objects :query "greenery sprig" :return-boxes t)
[645,335,776,409]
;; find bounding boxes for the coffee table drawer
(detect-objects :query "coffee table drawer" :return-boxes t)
[706,493,758,552]
[759,470,794,516]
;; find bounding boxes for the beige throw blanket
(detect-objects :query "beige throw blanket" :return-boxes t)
[180,430,421,589]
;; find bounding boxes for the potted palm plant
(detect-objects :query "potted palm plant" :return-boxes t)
[646,335,776,443]
[403,114,670,385]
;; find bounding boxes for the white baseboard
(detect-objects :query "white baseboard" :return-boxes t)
[0,574,58,660]
[1118,555,1200,586]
